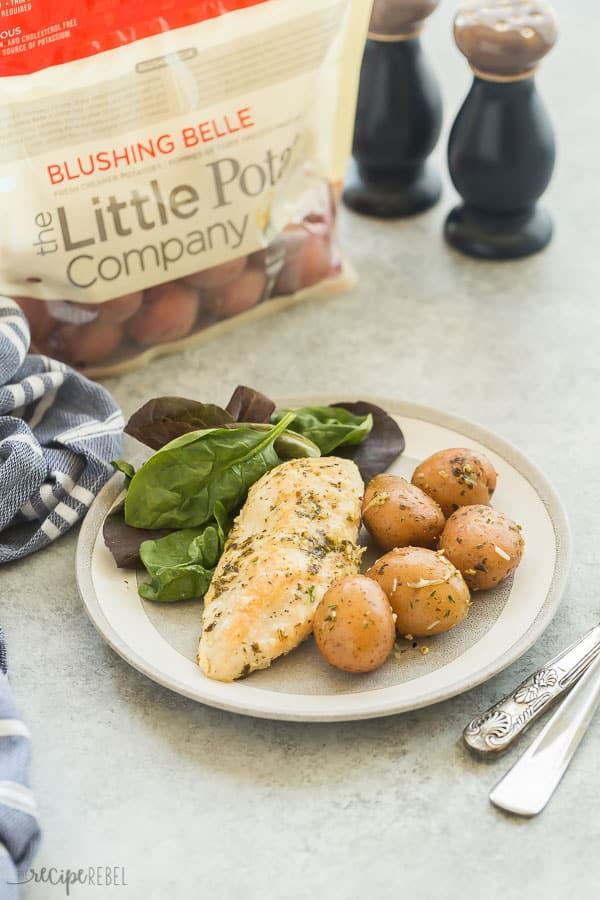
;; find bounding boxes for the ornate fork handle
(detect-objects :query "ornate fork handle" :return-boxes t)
[464,624,600,755]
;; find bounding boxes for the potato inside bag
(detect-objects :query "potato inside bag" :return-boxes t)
[0,0,372,374]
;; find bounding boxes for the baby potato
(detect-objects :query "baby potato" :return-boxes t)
[127,282,198,345]
[362,474,445,551]
[56,294,143,327]
[183,256,247,289]
[248,241,286,282]
[439,505,525,591]
[96,291,144,324]
[50,320,122,367]
[248,247,268,269]
[274,228,331,295]
[366,546,470,637]
[412,448,497,517]
[313,575,395,673]
[203,268,266,318]
[298,233,332,289]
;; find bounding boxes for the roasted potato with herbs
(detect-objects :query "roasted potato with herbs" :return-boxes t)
[366,546,471,637]
[411,448,497,517]
[438,505,524,591]
[362,474,445,551]
[313,575,396,673]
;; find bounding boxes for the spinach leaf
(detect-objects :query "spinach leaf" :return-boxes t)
[225,385,275,423]
[138,501,231,601]
[219,422,320,459]
[102,502,173,568]
[123,391,317,459]
[270,406,373,455]
[124,412,297,530]
[112,459,136,486]
[332,401,405,483]
[188,501,230,567]
[125,397,234,450]
[139,528,216,602]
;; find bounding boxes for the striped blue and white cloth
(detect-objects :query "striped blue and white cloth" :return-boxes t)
[0,298,123,563]
[0,298,124,891]
[0,626,41,898]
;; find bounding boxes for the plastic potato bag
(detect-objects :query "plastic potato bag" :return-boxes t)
[0,0,371,375]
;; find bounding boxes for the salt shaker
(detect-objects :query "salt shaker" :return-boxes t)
[343,0,442,217]
[445,1,558,259]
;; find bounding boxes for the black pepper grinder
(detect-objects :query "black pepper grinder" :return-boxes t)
[444,1,558,259]
[343,0,442,217]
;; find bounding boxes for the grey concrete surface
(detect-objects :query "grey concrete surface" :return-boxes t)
[3,1,600,898]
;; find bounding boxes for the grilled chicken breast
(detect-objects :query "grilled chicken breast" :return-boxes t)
[197,456,364,681]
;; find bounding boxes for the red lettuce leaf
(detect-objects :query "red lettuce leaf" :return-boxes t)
[331,401,405,483]
[102,503,173,568]
[225,385,275,423]
[124,397,234,450]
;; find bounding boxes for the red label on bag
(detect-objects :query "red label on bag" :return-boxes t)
[0,0,268,77]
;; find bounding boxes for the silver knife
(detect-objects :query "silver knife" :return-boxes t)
[463,623,600,755]
[489,649,600,816]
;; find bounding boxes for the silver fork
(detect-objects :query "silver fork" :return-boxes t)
[489,649,600,815]
[463,623,600,755]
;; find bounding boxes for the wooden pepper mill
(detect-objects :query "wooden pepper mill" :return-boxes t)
[445,1,558,259]
[343,0,442,217]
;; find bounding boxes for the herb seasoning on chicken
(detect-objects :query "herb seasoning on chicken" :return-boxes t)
[197,457,364,681]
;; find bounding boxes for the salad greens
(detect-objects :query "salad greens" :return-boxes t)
[332,400,406,484]
[138,502,230,602]
[111,460,136,486]
[121,394,320,460]
[125,397,234,450]
[225,385,275,423]
[270,405,373,455]
[138,528,217,602]
[102,503,172,569]
[122,412,298,530]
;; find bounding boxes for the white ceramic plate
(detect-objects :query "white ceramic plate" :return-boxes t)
[76,397,571,721]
